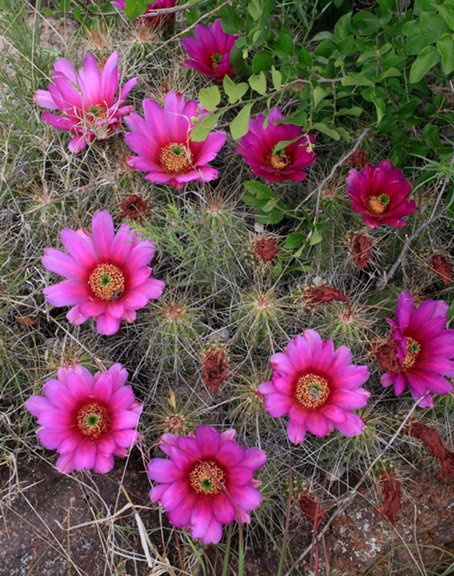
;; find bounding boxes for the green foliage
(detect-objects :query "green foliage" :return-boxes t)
[189,0,453,166]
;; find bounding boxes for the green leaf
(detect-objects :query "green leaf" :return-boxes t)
[230,103,253,140]
[341,73,375,87]
[252,50,274,73]
[261,199,278,212]
[271,66,282,90]
[249,72,267,95]
[256,210,285,225]
[273,137,302,153]
[334,12,352,40]
[437,2,454,30]
[409,45,440,83]
[351,11,380,35]
[312,86,328,109]
[403,13,447,55]
[363,89,386,124]
[284,231,305,249]
[437,34,454,75]
[273,32,294,57]
[219,6,243,33]
[124,0,148,19]
[298,47,313,68]
[337,106,363,117]
[223,76,249,104]
[199,86,221,112]
[311,122,340,140]
[191,112,222,142]
[247,0,261,21]
[309,227,323,245]
[244,181,273,199]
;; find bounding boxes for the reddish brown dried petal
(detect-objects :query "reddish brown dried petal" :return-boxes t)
[254,238,281,263]
[203,349,228,395]
[375,340,400,373]
[404,420,454,483]
[299,491,326,526]
[440,452,454,483]
[350,233,372,269]
[430,254,452,285]
[119,194,149,221]
[304,285,349,307]
[378,470,401,523]
[345,149,368,168]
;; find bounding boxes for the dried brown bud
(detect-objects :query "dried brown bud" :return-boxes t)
[203,347,229,395]
[119,194,149,221]
[253,238,281,263]
[303,285,349,307]
[378,470,401,523]
[430,254,452,285]
[374,340,399,373]
[299,490,326,526]
[345,149,368,168]
[348,232,372,269]
[404,420,454,483]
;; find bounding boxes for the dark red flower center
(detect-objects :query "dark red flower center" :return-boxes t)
[367,194,390,215]
[189,460,225,495]
[402,337,420,370]
[295,374,330,409]
[76,402,111,440]
[88,263,125,301]
[268,151,290,171]
[211,52,222,69]
[159,142,193,174]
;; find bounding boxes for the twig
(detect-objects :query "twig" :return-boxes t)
[376,174,451,291]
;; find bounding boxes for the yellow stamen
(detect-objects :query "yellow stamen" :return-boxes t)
[159,142,192,174]
[189,460,225,495]
[88,263,125,302]
[402,337,420,370]
[268,152,290,171]
[295,374,330,409]
[367,194,390,215]
[76,402,111,440]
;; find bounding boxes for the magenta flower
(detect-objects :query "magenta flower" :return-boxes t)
[346,160,416,227]
[34,51,137,153]
[112,0,176,28]
[148,425,266,544]
[259,330,370,444]
[381,291,454,408]
[42,210,165,335]
[235,108,316,182]
[125,92,226,189]
[26,364,142,473]
[181,19,238,82]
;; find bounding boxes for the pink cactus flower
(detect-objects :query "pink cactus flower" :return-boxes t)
[42,210,165,335]
[346,160,416,227]
[124,92,226,189]
[34,51,138,153]
[147,425,266,544]
[181,19,238,82]
[112,0,176,28]
[381,291,454,408]
[26,364,142,473]
[235,108,316,182]
[259,330,370,444]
